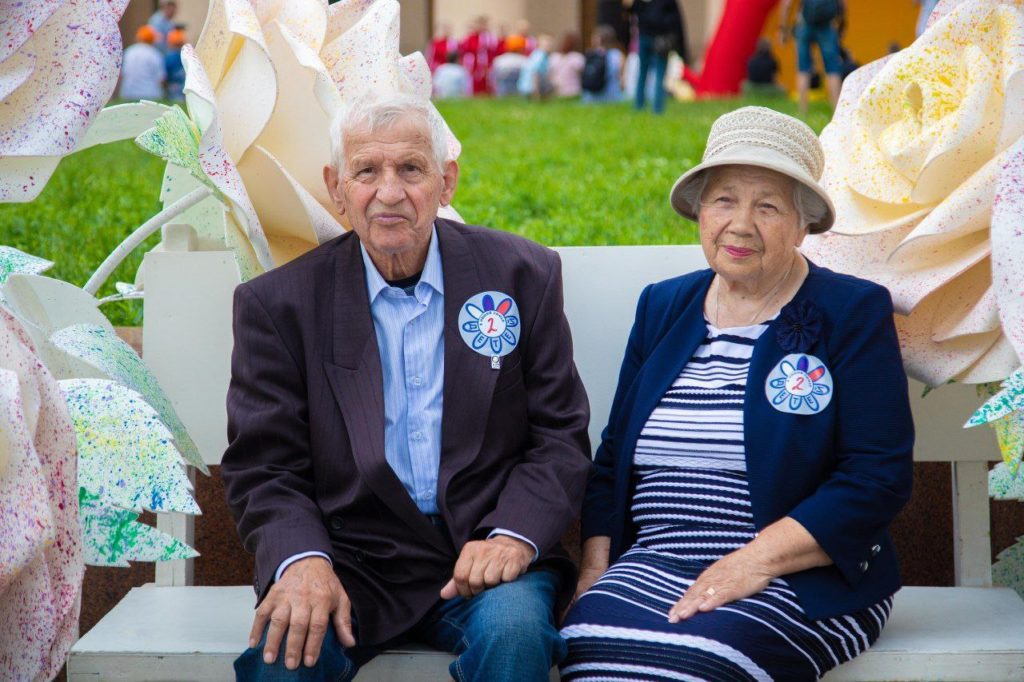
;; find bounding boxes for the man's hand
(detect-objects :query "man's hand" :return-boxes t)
[667,549,773,623]
[440,535,533,600]
[249,556,355,670]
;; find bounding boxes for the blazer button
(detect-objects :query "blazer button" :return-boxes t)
[328,516,345,532]
[354,550,366,563]
[871,544,881,556]
[858,560,869,573]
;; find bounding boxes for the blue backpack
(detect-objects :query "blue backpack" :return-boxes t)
[801,0,839,26]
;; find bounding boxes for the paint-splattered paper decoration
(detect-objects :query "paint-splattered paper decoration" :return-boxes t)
[994,535,1024,599]
[61,378,200,515]
[0,308,83,681]
[990,462,1024,501]
[51,324,207,474]
[79,489,198,567]
[0,0,127,202]
[0,247,53,288]
[967,372,1024,472]
[802,0,1024,388]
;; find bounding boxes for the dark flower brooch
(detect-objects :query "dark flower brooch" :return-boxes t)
[776,299,823,353]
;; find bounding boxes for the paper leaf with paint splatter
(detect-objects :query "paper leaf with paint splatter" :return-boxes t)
[803,0,1024,387]
[79,489,198,567]
[994,535,1024,599]
[969,374,1024,472]
[967,369,1024,426]
[990,462,1024,501]
[61,379,199,515]
[135,106,221,200]
[50,324,207,474]
[0,247,53,288]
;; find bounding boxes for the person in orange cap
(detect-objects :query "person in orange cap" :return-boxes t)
[165,28,187,101]
[120,25,165,100]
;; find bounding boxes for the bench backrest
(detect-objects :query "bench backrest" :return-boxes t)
[143,240,998,587]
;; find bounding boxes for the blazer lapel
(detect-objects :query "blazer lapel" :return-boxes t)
[619,273,716,471]
[323,236,450,551]
[435,220,501,505]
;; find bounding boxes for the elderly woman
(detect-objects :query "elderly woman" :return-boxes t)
[560,107,914,681]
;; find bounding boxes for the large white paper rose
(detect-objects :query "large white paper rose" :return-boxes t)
[0,307,82,681]
[803,0,1024,387]
[0,0,129,202]
[160,0,461,276]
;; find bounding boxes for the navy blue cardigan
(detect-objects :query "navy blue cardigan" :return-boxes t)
[581,261,914,620]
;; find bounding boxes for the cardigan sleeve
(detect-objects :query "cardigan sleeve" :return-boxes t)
[787,284,914,587]
[581,283,652,540]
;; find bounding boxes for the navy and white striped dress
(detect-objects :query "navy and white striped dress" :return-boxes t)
[561,320,892,681]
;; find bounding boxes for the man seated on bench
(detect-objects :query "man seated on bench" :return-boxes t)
[222,92,592,681]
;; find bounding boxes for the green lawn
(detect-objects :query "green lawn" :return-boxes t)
[0,95,831,326]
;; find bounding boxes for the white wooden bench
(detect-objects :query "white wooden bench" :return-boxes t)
[68,238,1024,681]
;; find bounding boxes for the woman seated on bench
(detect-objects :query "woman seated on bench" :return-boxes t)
[560,107,914,681]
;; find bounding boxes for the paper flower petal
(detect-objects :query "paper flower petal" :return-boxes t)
[1,274,112,380]
[0,0,126,202]
[0,308,82,681]
[79,489,199,567]
[61,378,200,515]
[991,137,1024,364]
[50,324,207,474]
[77,100,173,152]
[136,105,220,198]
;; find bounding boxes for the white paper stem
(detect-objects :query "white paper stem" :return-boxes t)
[84,186,214,296]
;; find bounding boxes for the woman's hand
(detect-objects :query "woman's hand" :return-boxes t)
[668,517,830,623]
[668,548,773,623]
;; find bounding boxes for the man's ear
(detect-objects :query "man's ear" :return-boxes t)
[323,164,345,216]
[439,160,459,207]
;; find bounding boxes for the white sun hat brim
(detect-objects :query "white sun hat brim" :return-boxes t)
[669,107,836,234]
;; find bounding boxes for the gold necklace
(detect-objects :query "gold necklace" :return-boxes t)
[715,257,796,328]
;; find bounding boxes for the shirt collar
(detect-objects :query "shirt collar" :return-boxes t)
[361,225,444,304]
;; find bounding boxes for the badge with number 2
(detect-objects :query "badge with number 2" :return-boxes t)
[765,354,833,415]
[459,291,520,362]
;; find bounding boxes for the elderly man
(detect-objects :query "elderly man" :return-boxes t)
[223,94,591,681]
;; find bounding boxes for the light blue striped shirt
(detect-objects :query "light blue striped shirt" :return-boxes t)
[362,227,446,514]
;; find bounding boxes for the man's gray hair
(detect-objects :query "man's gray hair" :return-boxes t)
[329,92,450,172]
[677,169,829,232]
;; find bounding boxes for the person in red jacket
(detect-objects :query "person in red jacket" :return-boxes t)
[460,16,499,95]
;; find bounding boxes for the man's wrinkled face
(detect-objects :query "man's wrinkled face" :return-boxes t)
[324,117,457,263]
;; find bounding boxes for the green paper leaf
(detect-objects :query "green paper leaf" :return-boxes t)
[993,535,1024,601]
[0,246,52,289]
[135,106,221,199]
[79,488,199,567]
[990,462,1024,501]
[62,378,199,514]
[51,324,207,474]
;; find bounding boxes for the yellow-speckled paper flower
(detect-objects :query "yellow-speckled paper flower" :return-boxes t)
[160,0,462,275]
[803,0,1024,387]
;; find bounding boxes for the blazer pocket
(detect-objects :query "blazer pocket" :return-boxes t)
[492,354,523,394]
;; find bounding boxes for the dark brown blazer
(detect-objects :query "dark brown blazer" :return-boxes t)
[222,218,592,646]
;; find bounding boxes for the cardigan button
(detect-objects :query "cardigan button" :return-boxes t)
[871,544,881,556]
[858,560,869,573]
[354,550,366,563]
[329,516,345,532]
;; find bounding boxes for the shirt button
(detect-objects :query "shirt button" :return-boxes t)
[411,431,423,441]
[858,560,869,573]
[411,376,423,386]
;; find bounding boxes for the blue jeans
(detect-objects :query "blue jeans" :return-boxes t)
[634,34,668,114]
[234,569,566,681]
[795,22,841,75]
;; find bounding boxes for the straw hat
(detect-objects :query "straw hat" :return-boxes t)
[669,106,836,233]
